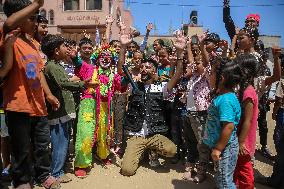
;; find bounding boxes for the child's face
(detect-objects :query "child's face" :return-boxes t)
[238,32,253,50]
[158,49,169,66]
[56,43,68,60]
[191,44,200,56]
[98,51,112,70]
[112,42,121,54]
[132,52,142,68]
[127,43,137,53]
[140,62,156,82]
[37,23,48,37]
[153,41,162,52]
[205,41,216,53]
[245,18,259,28]
[80,43,93,59]
[195,59,204,75]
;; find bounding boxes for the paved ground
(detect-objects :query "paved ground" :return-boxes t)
[3,110,277,189]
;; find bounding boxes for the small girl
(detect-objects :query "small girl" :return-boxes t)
[234,54,259,189]
[157,47,172,82]
[202,59,242,189]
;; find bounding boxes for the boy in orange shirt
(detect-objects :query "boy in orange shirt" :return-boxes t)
[1,0,60,188]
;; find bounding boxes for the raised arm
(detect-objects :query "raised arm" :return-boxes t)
[223,0,236,41]
[167,32,186,92]
[140,23,153,52]
[0,29,20,80]
[230,28,240,58]
[198,33,210,67]
[264,46,281,86]
[186,37,194,65]
[118,29,132,74]
[105,15,114,44]
[3,0,44,34]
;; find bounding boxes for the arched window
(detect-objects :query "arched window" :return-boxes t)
[86,0,102,10]
[0,3,3,12]
[48,10,54,25]
[64,0,79,11]
[39,9,47,18]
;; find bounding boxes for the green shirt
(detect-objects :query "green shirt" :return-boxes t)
[44,60,84,120]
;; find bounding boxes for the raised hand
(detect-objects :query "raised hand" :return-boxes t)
[235,27,240,35]
[106,15,114,25]
[173,30,187,52]
[272,46,281,58]
[120,34,132,46]
[146,23,153,31]
[118,21,127,34]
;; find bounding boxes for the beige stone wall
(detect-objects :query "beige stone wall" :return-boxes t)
[0,0,133,41]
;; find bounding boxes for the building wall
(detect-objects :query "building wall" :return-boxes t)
[259,35,281,48]
[0,0,133,42]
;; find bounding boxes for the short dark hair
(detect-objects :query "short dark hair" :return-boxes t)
[129,41,139,49]
[37,15,48,24]
[240,26,259,41]
[41,34,65,59]
[3,0,32,17]
[64,39,77,47]
[79,37,93,47]
[153,39,165,47]
[142,57,158,68]
[205,32,220,45]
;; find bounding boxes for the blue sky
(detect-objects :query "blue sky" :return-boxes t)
[125,0,284,47]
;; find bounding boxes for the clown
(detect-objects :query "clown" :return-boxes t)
[73,40,123,178]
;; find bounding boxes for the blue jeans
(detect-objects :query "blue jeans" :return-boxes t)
[215,135,239,189]
[50,120,72,178]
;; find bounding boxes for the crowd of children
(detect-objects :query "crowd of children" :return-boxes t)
[0,0,284,189]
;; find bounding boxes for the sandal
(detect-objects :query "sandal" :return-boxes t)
[103,158,112,166]
[41,176,61,189]
[75,168,87,178]
[58,174,72,183]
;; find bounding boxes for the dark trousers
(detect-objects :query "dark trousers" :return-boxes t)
[165,100,186,158]
[269,128,284,188]
[181,113,198,163]
[258,109,268,147]
[7,111,50,187]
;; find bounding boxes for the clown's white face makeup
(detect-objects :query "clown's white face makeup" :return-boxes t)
[98,51,112,69]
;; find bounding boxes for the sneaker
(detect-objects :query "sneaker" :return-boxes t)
[260,147,275,160]
[75,168,87,178]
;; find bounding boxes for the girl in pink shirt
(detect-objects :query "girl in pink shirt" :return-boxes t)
[234,54,259,189]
